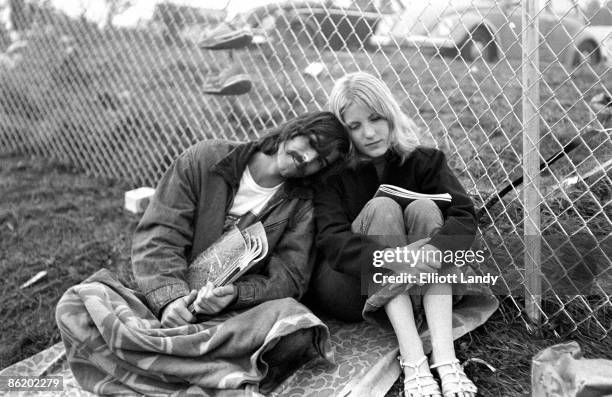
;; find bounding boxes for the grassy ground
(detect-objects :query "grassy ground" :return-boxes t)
[1,153,611,396]
[0,153,137,370]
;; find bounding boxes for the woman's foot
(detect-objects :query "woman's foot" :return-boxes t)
[398,355,441,397]
[430,359,477,397]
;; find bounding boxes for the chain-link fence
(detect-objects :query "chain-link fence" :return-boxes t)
[0,0,610,338]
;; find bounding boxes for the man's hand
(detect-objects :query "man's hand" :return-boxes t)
[192,281,237,315]
[382,238,442,275]
[160,290,198,328]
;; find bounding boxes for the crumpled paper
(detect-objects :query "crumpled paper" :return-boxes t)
[531,341,612,397]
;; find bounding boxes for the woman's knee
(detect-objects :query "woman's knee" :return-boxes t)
[405,198,440,215]
[366,197,403,218]
[355,197,404,235]
[404,199,443,229]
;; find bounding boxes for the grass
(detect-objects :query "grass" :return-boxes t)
[0,6,611,395]
[0,154,137,370]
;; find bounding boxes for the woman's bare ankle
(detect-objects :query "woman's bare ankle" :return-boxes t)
[399,355,432,378]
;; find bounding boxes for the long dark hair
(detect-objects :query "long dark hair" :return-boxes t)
[258,111,350,181]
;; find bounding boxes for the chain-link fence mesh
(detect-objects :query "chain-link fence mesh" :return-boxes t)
[0,0,610,338]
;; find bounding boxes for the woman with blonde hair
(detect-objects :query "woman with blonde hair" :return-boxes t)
[309,72,497,397]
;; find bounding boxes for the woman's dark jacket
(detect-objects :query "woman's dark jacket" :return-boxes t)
[314,147,477,278]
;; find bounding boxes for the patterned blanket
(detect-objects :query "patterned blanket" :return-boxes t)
[55,269,332,396]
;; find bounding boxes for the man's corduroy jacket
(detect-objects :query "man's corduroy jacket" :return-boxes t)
[131,140,316,316]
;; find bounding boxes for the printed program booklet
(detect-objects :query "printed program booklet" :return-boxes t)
[374,184,452,207]
[187,221,268,291]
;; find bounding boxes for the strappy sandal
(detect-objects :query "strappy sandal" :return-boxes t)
[429,359,477,397]
[398,356,442,397]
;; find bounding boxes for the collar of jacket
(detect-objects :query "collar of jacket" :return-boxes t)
[385,149,402,163]
[355,149,403,171]
[211,140,313,200]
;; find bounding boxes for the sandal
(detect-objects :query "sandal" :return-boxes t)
[398,356,442,397]
[430,359,477,397]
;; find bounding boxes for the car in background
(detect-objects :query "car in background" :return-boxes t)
[230,0,393,50]
[582,0,612,65]
[586,24,612,65]
[583,0,612,26]
[372,0,604,68]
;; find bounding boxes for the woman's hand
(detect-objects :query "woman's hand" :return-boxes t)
[160,290,198,328]
[192,281,237,315]
[419,243,443,270]
[381,238,442,275]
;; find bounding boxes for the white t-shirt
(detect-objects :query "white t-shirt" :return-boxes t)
[229,166,283,218]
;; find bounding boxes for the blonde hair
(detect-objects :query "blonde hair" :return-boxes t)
[328,71,420,163]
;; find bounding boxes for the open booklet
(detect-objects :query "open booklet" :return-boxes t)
[187,221,268,292]
[374,184,452,207]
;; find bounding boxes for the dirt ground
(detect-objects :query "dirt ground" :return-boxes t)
[1,153,610,396]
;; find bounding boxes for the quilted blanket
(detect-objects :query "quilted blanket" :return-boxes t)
[55,269,332,396]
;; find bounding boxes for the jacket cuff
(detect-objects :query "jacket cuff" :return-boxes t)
[146,283,191,317]
[230,282,255,310]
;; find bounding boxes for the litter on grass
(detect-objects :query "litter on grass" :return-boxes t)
[20,270,48,289]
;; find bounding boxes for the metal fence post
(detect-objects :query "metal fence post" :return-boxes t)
[522,0,542,325]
